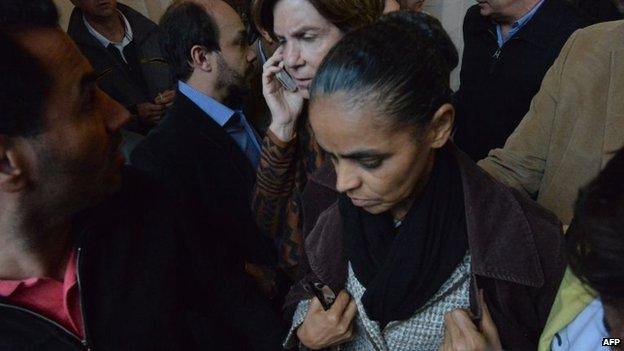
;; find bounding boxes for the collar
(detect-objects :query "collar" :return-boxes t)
[495,0,546,45]
[306,142,549,289]
[68,4,157,49]
[82,10,133,48]
[468,0,570,49]
[178,81,238,127]
[0,249,77,297]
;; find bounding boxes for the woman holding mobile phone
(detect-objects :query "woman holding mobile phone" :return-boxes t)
[283,12,566,350]
[251,0,395,277]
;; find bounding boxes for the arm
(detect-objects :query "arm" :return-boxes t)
[252,129,298,240]
[477,30,581,198]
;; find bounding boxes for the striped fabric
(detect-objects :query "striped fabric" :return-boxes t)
[252,115,325,277]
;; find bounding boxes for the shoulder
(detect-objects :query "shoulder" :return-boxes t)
[463,5,485,31]
[547,0,589,30]
[571,20,624,49]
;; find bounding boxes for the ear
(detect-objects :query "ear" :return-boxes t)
[189,45,215,73]
[427,103,454,149]
[0,136,27,193]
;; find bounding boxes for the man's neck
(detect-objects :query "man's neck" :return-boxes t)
[185,74,225,104]
[494,0,541,26]
[0,205,73,281]
[84,11,125,43]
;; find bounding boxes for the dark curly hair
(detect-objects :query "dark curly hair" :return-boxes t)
[566,147,624,304]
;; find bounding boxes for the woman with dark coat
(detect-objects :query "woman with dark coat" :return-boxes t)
[284,12,565,350]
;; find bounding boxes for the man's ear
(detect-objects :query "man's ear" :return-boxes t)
[0,136,27,193]
[427,103,454,149]
[189,45,215,73]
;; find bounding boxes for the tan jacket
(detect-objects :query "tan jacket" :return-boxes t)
[478,20,624,224]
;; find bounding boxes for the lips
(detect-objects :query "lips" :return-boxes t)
[349,197,378,208]
[294,77,312,89]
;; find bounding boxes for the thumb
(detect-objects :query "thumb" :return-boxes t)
[478,290,502,350]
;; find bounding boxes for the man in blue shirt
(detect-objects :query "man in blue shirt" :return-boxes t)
[453,0,588,161]
[130,0,281,311]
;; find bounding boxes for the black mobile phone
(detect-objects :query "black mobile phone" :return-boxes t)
[303,281,337,310]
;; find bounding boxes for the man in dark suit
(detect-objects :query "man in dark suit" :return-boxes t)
[68,0,175,136]
[453,0,588,161]
[130,0,278,299]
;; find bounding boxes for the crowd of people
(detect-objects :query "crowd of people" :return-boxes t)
[1,0,623,350]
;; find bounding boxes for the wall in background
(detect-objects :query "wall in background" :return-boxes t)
[54,0,474,89]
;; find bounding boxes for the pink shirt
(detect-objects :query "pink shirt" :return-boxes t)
[0,250,84,339]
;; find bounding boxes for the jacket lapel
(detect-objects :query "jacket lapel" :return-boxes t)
[453,145,545,288]
[173,93,256,189]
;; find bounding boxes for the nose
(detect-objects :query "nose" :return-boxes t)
[283,41,304,70]
[335,162,361,193]
[102,90,130,132]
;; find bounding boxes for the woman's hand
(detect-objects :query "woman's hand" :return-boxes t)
[439,291,502,351]
[296,290,358,350]
[262,45,305,142]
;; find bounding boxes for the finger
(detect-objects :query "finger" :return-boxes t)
[341,297,358,323]
[451,309,479,333]
[439,324,452,351]
[444,311,463,343]
[479,290,502,347]
[263,52,284,71]
[262,65,283,78]
[330,290,351,312]
[308,296,324,313]
[150,104,166,113]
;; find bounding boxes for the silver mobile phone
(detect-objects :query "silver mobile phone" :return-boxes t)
[258,40,298,92]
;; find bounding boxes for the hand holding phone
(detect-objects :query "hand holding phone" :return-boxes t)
[297,289,357,350]
[261,45,305,142]
[303,281,337,310]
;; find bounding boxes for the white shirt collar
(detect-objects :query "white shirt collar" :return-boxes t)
[82,10,133,49]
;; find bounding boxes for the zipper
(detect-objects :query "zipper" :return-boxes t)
[76,246,93,351]
[0,302,84,348]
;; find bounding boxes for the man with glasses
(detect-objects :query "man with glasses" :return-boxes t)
[68,0,174,136]
[130,0,281,310]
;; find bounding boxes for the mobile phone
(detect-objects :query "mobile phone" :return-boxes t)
[303,281,337,310]
[275,69,298,92]
[257,40,298,92]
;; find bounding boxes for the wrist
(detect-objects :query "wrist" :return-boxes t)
[296,325,318,350]
[269,121,296,142]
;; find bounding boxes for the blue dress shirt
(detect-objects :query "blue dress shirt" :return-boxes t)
[178,81,261,168]
[496,0,546,47]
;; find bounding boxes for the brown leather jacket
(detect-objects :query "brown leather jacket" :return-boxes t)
[289,143,565,350]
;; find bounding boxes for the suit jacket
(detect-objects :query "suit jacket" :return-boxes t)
[478,20,624,224]
[130,92,276,268]
[67,3,173,134]
[454,0,588,161]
